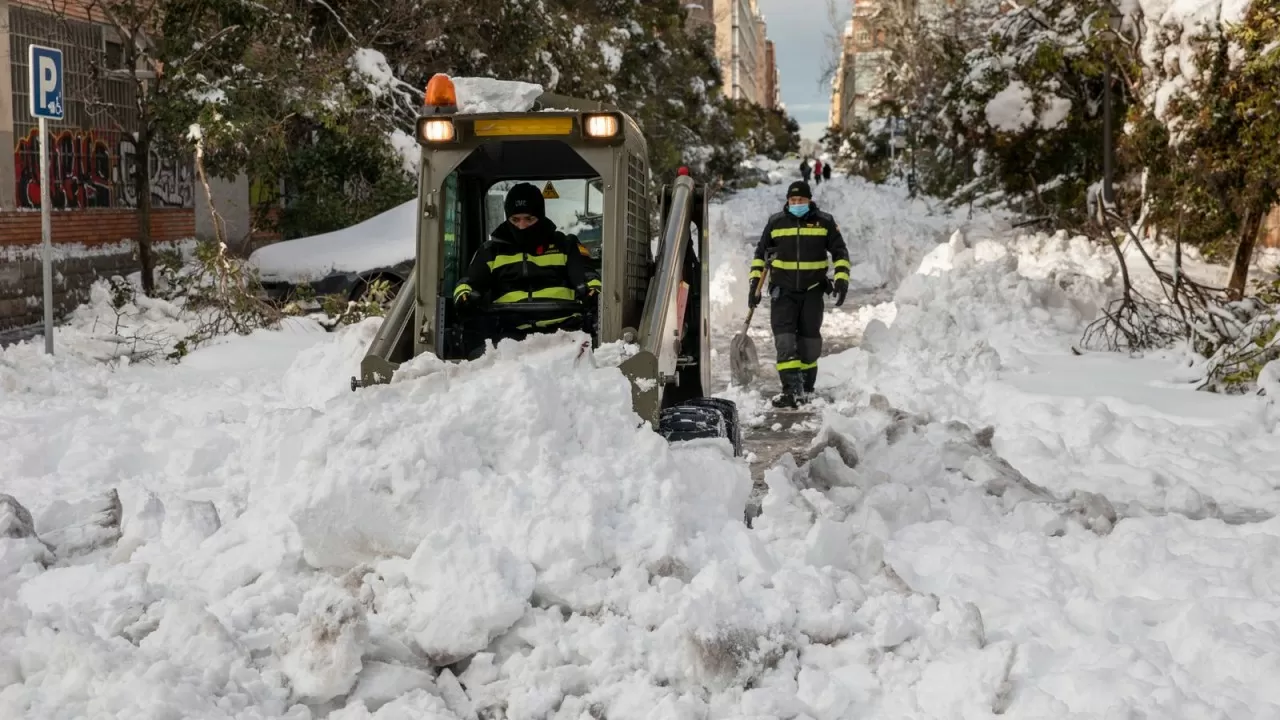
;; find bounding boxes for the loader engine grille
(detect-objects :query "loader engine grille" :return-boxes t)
[625,151,650,322]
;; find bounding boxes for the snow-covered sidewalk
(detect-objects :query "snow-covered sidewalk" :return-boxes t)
[2,177,1279,719]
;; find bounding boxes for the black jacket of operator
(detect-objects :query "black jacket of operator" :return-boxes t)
[454,218,590,306]
[752,201,850,292]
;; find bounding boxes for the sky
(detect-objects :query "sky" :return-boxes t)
[756,0,850,142]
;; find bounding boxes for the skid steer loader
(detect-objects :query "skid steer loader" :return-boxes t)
[352,74,741,455]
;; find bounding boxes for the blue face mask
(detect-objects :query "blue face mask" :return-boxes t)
[788,203,809,217]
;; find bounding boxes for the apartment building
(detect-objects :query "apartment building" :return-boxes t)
[686,0,780,110]
[829,0,892,129]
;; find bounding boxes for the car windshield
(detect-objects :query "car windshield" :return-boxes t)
[485,179,604,256]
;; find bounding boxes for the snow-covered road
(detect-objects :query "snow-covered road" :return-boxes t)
[2,176,1279,719]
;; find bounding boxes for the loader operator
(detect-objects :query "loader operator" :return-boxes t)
[748,180,851,408]
[453,183,602,358]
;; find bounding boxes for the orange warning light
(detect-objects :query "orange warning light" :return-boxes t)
[424,74,457,108]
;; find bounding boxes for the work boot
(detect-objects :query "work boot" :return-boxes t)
[772,372,807,408]
[802,367,817,395]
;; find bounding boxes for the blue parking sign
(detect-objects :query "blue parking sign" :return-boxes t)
[28,44,65,120]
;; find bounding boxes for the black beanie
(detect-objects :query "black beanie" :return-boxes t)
[786,180,812,200]
[504,183,545,219]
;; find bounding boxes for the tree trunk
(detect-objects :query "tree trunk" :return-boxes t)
[1226,204,1263,300]
[134,129,155,295]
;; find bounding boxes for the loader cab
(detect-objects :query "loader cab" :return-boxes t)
[358,77,654,372]
[356,75,737,454]
[436,175,608,359]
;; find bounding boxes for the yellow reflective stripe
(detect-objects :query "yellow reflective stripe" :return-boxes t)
[751,259,765,268]
[807,282,822,290]
[772,259,829,271]
[799,360,818,370]
[487,252,568,271]
[488,255,521,271]
[833,259,851,270]
[586,278,602,289]
[770,227,829,238]
[749,270,763,279]
[529,253,567,267]
[778,359,818,371]
[493,287,576,303]
[453,283,472,299]
[834,272,849,282]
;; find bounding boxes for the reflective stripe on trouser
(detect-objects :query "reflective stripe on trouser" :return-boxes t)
[770,286,825,395]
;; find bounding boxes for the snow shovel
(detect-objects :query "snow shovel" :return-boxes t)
[729,266,768,387]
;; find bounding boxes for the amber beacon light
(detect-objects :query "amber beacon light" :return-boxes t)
[424,74,457,108]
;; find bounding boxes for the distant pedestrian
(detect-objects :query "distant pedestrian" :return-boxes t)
[812,159,823,187]
[799,158,812,183]
[822,162,832,182]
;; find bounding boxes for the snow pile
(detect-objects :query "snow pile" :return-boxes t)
[814,223,1277,522]
[248,200,416,282]
[256,332,751,614]
[453,77,544,114]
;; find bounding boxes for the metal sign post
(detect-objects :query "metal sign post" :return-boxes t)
[28,44,64,356]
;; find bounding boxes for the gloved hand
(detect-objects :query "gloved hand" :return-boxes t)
[748,278,761,309]
[454,289,471,306]
[576,284,598,301]
[833,278,848,307]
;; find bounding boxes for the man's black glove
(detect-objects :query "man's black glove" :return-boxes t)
[748,278,762,309]
[832,278,848,307]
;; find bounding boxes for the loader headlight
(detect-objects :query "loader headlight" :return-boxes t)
[419,118,456,143]
[583,113,620,139]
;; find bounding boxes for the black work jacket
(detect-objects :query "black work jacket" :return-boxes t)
[456,219,587,304]
[751,202,850,292]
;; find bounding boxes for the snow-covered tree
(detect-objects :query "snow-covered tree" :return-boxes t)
[934,0,1132,221]
[1127,0,1280,296]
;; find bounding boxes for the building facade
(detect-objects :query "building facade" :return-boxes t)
[688,0,778,109]
[0,0,252,335]
[829,0,892,130]
[764,40,781,110]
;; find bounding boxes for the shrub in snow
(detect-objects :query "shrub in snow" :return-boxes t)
[53,244,285,366]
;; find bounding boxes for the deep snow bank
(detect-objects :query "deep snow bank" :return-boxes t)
[252,333,751,625]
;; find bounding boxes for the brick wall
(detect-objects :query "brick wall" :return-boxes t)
[0,208,193,332]
[0,208,193,248]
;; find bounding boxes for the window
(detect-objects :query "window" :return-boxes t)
[483,179,605,259]
[443,172,462,293]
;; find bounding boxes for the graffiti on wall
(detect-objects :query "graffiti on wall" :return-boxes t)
[14,128,195,210]
[117,136,195,209]
[15,128,114,209]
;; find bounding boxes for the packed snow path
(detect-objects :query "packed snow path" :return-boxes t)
[3,176,1280,719]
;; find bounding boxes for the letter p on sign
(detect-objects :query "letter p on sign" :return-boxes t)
[28,44,65,120]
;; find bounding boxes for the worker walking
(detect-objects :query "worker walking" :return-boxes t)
[748,181,850,408]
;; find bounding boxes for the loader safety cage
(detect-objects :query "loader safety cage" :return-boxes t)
[353,75,741,455]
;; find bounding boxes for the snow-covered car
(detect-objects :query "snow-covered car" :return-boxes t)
[249,200,418,306]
